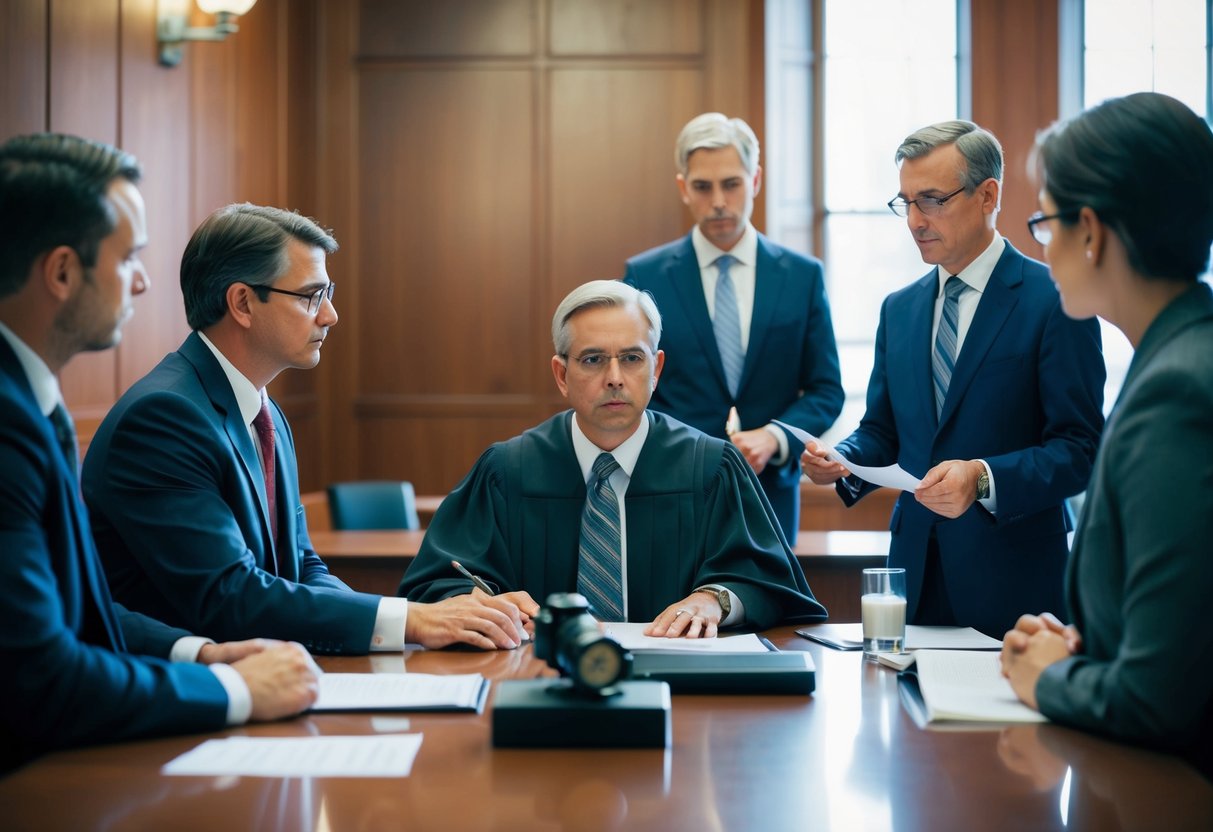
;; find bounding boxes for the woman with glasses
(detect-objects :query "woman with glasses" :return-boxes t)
[1001,92,1213,780]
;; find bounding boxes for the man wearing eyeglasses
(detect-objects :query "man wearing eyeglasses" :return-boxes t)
[801,121,1105,637]
[83,203,528,654]
[399,280,827,637]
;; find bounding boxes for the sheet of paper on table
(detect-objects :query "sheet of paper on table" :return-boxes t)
[163,734,424,777]
[601,622,773,653]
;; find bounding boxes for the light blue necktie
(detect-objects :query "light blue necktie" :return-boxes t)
[932,276,968,417]
[713,254,744,397]
[577,453,623,621]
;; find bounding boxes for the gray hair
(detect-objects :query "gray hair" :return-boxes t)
[895,120,1003,191]
[552,280,662,356]
[675,113,760,176]
[180,203,338,331]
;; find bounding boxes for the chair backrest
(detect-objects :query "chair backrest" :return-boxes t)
[325,481,421,531]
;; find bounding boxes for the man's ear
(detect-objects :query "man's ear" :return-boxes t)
[227,282,257,329]
[552,354,570,398]
[40,245,80,302]
[751,165,763,199]
[675,173,691,206]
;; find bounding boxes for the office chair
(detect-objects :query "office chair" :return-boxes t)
[325,480,421,531]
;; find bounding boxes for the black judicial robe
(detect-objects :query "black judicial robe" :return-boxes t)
[399,410,827,628]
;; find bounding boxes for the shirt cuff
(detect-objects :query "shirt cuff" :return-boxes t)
[763,423,789,466]
[208,663,252,726]
[976,459,997,513]
[371,597,409,651]
[170,636,214,664]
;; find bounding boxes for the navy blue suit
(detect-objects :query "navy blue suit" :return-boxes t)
[83,332,381,654]
[625,233,844,541]
[0,338,227,773]
[835,243,1105,636]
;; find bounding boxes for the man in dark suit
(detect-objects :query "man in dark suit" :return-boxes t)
[0,133,318,772]
[625,113,843,543]
[400,280,826,636]
[83,203,527,654]
[802,120,1105,636]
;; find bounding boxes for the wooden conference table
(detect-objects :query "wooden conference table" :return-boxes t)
[3,628,1209,831]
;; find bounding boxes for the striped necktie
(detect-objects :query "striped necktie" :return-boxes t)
[932,275,968,417]
[713,254,744,397]
[577,452,623,621]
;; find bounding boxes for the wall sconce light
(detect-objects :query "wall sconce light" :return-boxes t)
[157,0,258,67]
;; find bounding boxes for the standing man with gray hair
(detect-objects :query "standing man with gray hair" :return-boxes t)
[84,203,528,654]
[399,279,827,636]
[802,120,1105,636]
[625,112,844,545]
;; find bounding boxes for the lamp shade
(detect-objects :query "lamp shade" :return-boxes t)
[196,0,257,15]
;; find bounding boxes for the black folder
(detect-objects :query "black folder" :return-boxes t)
[629,649,815,695]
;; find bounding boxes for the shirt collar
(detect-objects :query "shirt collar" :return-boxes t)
[196,331,265,425]
[691,223,758,270]
[0,320,63,417]
[937,232,1005,296]
[570,411,650,481]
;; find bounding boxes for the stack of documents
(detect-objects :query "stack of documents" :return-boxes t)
[796,623,1002,651]
[311,672,490,713]
[904,650,1047,724]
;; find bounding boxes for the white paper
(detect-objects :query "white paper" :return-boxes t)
[312,673,486,711]
[798,623,1002,651]
[163,734,424,777]
[774,420,922,491]
[914,650,1046,723]
[601,622,772,653]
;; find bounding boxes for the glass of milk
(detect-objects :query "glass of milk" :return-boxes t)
[861,568,906,654]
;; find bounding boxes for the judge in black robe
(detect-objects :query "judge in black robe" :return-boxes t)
[399,409,827,630]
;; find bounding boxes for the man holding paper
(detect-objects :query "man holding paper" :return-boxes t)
[802,120,1104,637]
[399,280,827,637]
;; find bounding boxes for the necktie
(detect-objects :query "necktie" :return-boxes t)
[50,403,79,478]
[932,275,968,417]
[577,453,623,621]
[713,254,744,397]
[252,399,279,555]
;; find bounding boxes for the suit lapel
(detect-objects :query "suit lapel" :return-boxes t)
[665,235,731,393]
[743,236,783,394]
[902,271,939,431]
[937,247,1022,431]
[179,333,277,556]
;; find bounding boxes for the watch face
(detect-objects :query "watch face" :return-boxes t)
[576,640,626,689]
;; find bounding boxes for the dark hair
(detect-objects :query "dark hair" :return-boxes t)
[0,133,141,299]
[181,203,339,330]
[1035,92,1213,281]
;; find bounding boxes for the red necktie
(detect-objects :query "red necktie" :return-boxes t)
[252,399,279,569]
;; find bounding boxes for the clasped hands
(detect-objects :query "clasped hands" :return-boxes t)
[800,442,985,519]
[1000,612,1082,710]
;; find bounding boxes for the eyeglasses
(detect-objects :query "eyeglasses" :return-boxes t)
[254,282,335,316]
[561,350,651,374]
[1026,211,1079,246]
[887,186,967,217]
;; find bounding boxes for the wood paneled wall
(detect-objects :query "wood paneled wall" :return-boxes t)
[4,0,1066,505]
[314,0,766,494]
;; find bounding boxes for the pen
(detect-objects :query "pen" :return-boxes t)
[451,560,495,596]
[725,406,741,437]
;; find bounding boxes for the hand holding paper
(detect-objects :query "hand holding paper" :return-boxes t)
[776,420,922,492]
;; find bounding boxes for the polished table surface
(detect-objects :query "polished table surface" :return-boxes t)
[3,628,1209,831]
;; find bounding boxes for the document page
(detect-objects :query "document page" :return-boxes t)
[601,623,772,653]
[797,624,1002,651]
[773,420,922,491]
[163,734,424,777]
[914,650,1046,723]
[312,673,489,712]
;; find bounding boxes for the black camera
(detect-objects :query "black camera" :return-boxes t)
[533,593,631,694]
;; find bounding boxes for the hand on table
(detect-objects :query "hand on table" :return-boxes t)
[643,591,723,639]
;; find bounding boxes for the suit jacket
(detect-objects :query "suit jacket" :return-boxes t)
[835,243,1105,636]
[624,232,844,542]
[83,332,380,654]
[399,411,827,629]
[1037,283,1213,780]
[0,339,227,773]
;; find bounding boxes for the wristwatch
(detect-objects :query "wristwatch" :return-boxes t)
[693,584,732,620]
[976,468,991,500]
